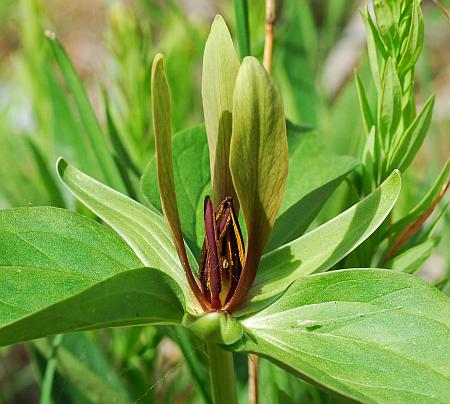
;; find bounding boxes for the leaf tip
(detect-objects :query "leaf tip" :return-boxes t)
[56,157,68,179]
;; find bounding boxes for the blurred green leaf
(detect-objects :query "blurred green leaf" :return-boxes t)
[46,34,126,193]
[34,332,130,403]
[354,72,374,135]
[238,269,450,402]
[388,158,449,240]
[378,58,401,151]
[389,237,439,274]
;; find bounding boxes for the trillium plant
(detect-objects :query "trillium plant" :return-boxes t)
[1,11,449,404]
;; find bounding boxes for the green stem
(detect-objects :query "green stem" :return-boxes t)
[234,0,251,58]
[207,343,237,404]
[40,334,63,404]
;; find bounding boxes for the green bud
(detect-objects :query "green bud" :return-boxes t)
[182,311,243,345]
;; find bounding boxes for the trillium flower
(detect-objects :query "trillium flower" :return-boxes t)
[151,20,288,315]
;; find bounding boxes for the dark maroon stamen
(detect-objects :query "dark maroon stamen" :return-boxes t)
[204,197,221,309]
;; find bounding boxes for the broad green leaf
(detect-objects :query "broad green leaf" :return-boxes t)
[237,269,450,402]
[202,15,240,205]
[378,58,401,150]
[267,130,358,251]
[0,207,183,345]
[388,158,449,240]
[34,333,130,404]
[387,95,435,172]
[57,158,202,313]
[239,171,401,315]
[354,72,374,135]
[0,267,183,346]
[151,54,206,310]
[46,33,125,193]
[140,126,211,257]
[389,238,439,274]
[229,56,288,308]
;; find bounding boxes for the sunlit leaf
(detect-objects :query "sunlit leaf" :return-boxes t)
[57,158,202,312]
[237,269,450,402]
[239,171,401,315]
[0,207,183,345]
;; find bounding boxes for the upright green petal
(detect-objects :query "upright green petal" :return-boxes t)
[202,15,240,206]
[151,54,207,309]
[227,57,288,311]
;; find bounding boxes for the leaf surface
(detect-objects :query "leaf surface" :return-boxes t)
[57,158,201,312]
[238,269,450,402]
[239,171,401,315]
[267,129,358,251]
[0,207,183,345]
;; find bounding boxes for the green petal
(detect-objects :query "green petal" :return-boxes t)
[151,54,207,310]
[202,15,240,205]
[227,56,288,310]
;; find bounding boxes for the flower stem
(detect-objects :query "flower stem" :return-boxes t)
[207,343,237,404]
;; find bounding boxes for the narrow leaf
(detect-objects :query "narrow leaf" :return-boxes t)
[388,158,449,240]
[237,269,450,402]
[46,33,126,193]
[388,95,435,172]
[57,158,202,312]
[227,57,288,310]
[389,238,439,274]
[354,71,374,135]
[239,171,401,315]
[233,0,251,58]
[202,15,240,205]
[378,58,401,150]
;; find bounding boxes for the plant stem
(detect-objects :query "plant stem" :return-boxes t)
[207,343,237,404]
[234,0,251,58]
[263,0,276,72]
[40,334,63,404]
